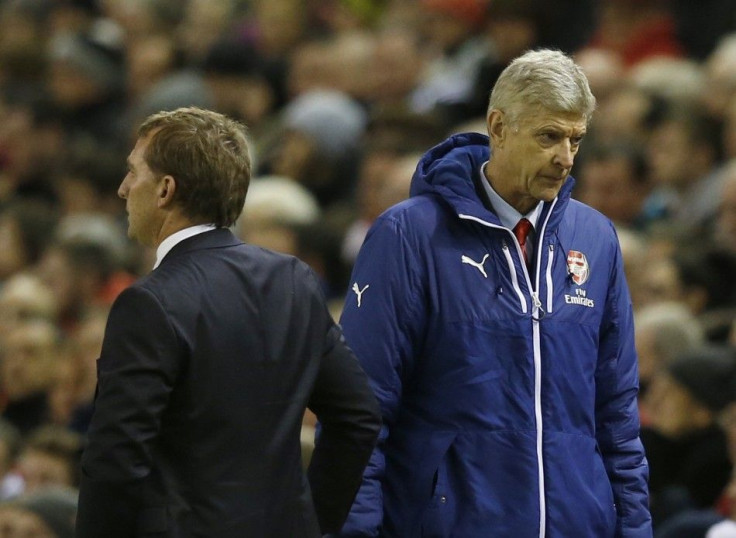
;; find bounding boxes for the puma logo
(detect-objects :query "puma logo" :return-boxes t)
[461,254,490,278]
[352,282,369,307]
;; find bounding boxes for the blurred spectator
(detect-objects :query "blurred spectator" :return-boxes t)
[0,200,58,282]
[616,227,650,307]
[126,69,213,143]
[642,344,736,528]
[293,220,352,305]
[340,107,445,264]
[200,37,278,134]
[671,245,736,341]
[175,0,245,65]
[16,426,81,494]
[262,89,368,210]
[574,140,651,230]
[236,175,321,255]
[0,486,77,538]
[0,1,49,99]
[409,0,491,128]
[46,30,126,150]
[49,309,106,434]
[0,419,23,500]
[670,0,736,61]
[702,34,736,119]
[0,320,59,435]
[635,301,705,422]
[250,0,310,60]
[466,0,540,120]
[633,249,687,311]
[363,28,424,108]
[575,47,626,107]
[713,161,736,254]
[46,0,102,37]
[342,151,418,264]
[591,83,661,148]
[35,216,134,332]
[103,0,184,44]
[124,33,179,102]
[0,272,57,335]
[0,98,64,205]
[583,0,684,68]
[52,142,126,218]
[643,104,722,230]
[629,57,706,108]
[654,399,736,537]
[722,98,736,164]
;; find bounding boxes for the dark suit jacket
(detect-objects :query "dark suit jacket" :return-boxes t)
[76,229,381,538]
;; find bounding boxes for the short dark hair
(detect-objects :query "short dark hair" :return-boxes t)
[138,107,251,228]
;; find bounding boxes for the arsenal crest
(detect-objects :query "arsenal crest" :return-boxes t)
[567,250,590,285]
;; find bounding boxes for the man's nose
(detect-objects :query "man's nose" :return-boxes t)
[118,177,128,199]
[554,141,575,169]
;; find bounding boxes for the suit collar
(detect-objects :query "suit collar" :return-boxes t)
[157,228,242,267]
[154,224,216,269]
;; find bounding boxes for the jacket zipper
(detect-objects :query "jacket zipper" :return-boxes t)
[531,200,556,538]
[460,202,557,538]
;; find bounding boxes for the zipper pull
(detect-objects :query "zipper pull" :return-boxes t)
[531,292,546,320]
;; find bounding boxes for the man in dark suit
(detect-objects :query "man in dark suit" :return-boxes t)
[75,107,381,537]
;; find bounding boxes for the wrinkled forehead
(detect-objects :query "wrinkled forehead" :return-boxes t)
[516,107,588,133]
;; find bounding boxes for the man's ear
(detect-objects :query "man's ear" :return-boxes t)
[157,175,176,208]
[487,109,507,148]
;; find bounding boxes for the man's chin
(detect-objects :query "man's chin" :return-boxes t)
[535,185,564,202]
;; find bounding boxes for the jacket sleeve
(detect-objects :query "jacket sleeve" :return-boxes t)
[595,225,653,538]
[307,323,382,535]
[76,286,180,538]
[332,214,427,537]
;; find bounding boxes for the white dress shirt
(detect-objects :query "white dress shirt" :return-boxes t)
[153,224,217,270]
[478,162,542,254]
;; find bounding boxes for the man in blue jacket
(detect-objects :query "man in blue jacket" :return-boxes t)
[338,49,652,537]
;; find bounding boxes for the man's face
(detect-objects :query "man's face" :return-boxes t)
[646,121,692,188]
[118,133,163,247]
[488,108,586,214]
[643,373,709,438]
[577,156,646,225]
[1,324,56,400]
[18,449,72,493]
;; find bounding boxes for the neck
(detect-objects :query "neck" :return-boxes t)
[153,212,200,249]
[483,161,537,215]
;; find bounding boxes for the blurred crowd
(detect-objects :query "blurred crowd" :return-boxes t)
[0,0,736,535]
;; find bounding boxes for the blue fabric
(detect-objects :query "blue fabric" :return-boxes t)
[337,133,652,537]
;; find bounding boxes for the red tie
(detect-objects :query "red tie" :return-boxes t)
[513,218,533,268]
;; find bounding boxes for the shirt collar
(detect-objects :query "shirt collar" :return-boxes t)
[153,224,217,269]
[478,162,542,230]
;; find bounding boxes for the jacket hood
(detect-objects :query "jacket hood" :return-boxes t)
[409,132,576,228]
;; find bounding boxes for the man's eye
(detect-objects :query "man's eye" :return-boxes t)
[539,133,558,144]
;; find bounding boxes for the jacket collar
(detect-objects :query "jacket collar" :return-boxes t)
[410,132,575,231]
[156,228,242,267]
